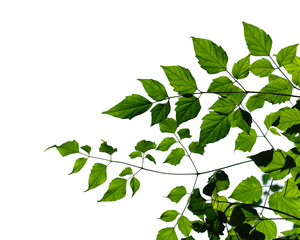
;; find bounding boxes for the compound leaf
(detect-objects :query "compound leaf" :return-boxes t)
[138,79,168,101]
[175,96,201,126]
[98,178,127,202]
[85,163,107,191]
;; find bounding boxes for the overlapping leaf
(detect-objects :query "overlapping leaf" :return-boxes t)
[150,101,171,126]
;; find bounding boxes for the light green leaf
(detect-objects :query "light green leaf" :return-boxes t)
[264,110,282,129]
[69,157,88,175]
[292,71,300,86]
[85,163,107,191]
[145,154,156,164]
[281,228,300,236]
[250,58,275,77]
[156,227,178,240]
[270,127,281,136]
[188,141,205,155]
[178,216,192,237]
[129,151,142,159]
[167,186,187,203]
[160,210,180,222]
[235,129,257,152]
[229,176,262,203]
[192,37,228,74]
[138,79,168,101]
[80,145,91,154]
[150,101,171,126]
[164,148,185,166]
[243,22,272,56]
[157,137,177,151]
[159,118,177,133]
[212,196,230,213]
[98,178,127,202]
[282,176,300,198]
[175,96,201,126]
[99,140,117,155]
[255,217,277,240]
[284,56,300,75]
[135,140,156,153]
[209,97,236,114]
[232,55,250,79]
[45,140,79,156]
[246,96,265,112]
[119,167,133,177]
[130,177,140,197]
[277,108,300,131]
[102,94,152,119]
[177,128,192,140]
[161,65,197,94]
[277,44,298,67]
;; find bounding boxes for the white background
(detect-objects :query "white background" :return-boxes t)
[1,0,300,239]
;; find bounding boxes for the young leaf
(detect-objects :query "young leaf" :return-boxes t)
[138,79,168,101]
[98,178,127,202]
[284,56,300,74]
[167,186,187,203]
[250,58,275,77]
[102,94,152,119]
[209,97,236,115]
[85,163,107,191]
[243,22,272,56]
[164,148,185,166]
[160,210,180,222]
[159,118,177,133]
[161,65,197,94]
[235,129,257,152]
[99,140,117,155]
[130,177,140,197]
[145,154,156,164]
[69,157,88,175]
[232,55,250,79]
[157,227,178,240]
[135,140,156,153]
[150,101,171,126]
[276,44,298,67]
[119,167,133,177]
[156,137,177,151]
[175,96,201,126]
[188,141,205,155]
[192,37,228,74]
[81,145,91,154]
[177,216,192,237]
[229,176,262,203]
[46,140,79,156]
[246,96,265,112]
[177,128,192,140]
[129,151,142,159]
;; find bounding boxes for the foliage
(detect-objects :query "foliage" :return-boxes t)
[46,22,300,239]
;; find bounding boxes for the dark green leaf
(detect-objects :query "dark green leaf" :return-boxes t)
[130,177,140,197]
[164,148,185,166]
[177,128,192,140]
[175,96,201,126]
[203,170,230,197]
[235,129,257,152]
[249,149,274,167]
[69,157,88,175]
[151,101,171,126]
[190,220,207,233]
[256,217,277,240]
[232,55,250,79]
[182,236,195,240]
[138,79,168,101]
[231,108,252,134]
[277,44,298,67]
[209,97,236,114]
[284,56,300,74]
[167,186,187,203]
[188,141,205,155]
[98,178,127,202]
[243,22,272,56]
[177,216,192,237]
[229,206,246,226]
[157,227,178,240]
[159,118,177,133]
[157,137,177,151]
[192,37,228,74]
[246,96,265,112]
[129,151,142,159]
[250,58,275,77]
[135,140,156,153]
[160,210,180,222]
[85,163,107,191]
[161,65,197,94]
[81,145,91,154]
[102,94,152,119]
[145,154,156,164]
[262,173,271,184]
[187,189,206,216]
[99,140,117,155]
[119,167,133,177]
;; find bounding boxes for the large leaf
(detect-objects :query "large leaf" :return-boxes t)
[135,140,156,153]
[156,137,177,151]
[102,94,152,119]
[85,163,107,191]
[243,22,272,56]
[235,129,257,152]
[156,227,178,240]
[250,58,275,77]
[161,65,197,94]
[150,101,171,126]
[167,186,187,203]
[160,210,180,222]
[138,79,168,101]
[175,96,201,126]
[276,44,298,67]
[255,218,277,240]
[98,178,127,202]
[192,37,228,74]
[69,157,88,174]
[164,148,185,166]
[177,216,192,237]
[232,55,250,79]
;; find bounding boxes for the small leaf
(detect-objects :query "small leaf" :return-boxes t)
[138,79,168,101]
[69,157,88,174]
[292,71,300,86]
[151,101,171,126]
[188,141,205,155]
[47,140,79,157]
[209,97,236,115]
[276,44,298,67]
[81,145,91,154]
[246,96,265,112]
[235,129,257,152]
[167,186,187,203]
[119,167,133,177]
[232,55,250,79]
[85,163,107,191]
[160,210,180,222]
[203,170,230,197]
[177,128,192,140]
[157,137,177,151]
[102,94,152,119]
[99,140,117,155]
[98,178,127,202]
[156,227,178,240]
[145,154,156,164]
[164,148,185,166]
[175,96,201,126]
[159,118,177,133]
[130,177,140,197]
[177,216,192,237]
[135,140,156,153]
[270,127,280,136]
[129,151,142,159]
[250,58,275,77]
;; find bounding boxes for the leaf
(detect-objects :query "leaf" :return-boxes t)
[264,110,282,129]
[102,94,152,119]
[235,129,257,152]
[156,227,178,240]
[212,196,230,213]
[282,176,300,198]
[203,170,230,197]
[192,37,228,74]
[250,58,275,77]
[177,216,192,237]
[187,188,206,216]
[182,236,195,240]
[130,177,140,196]
[175,96,201,126]
[161,65,197,94]
[159,118,177,133]
[151,101,171,126]
[231,108,252,134]
[164,148,185,166]
[270,127,281,136]
[69,157,88,174]
[243,22,272,56]
[229,176,262,203]
[157,137,177,151]
[188,141,205,155]
[81,145,91,154]
[99,140,117,155]
[85,163,107,191]
[98,178,127,202]
[277,44,298,67]
[160,210,180,222]
[145,154,156,164]
[199,111,231,147]
[51,140,79,157]
[209,97,236,115]
[129,151,142,159]
[277,108,300,131]
[138,79,168,101]
[119,167,133,177]
[177,128,192,140]
[167,186,187,203]
[135,140,156,153]
[255,218,277,240]
[232,55,250,79]
[284,56,300,74]
[292,71,300,86]
[246,96,265,112]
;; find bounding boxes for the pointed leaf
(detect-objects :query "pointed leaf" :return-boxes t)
[53,140,79,157]
[135,140,156,153]
[81,145,91,154]
[138,79,168,101]
[85,163,107,191]
[277,108,300,131]
[187,189,206,216]
[145,154,156,164]
[188,141,205,155]
[69,157,88,174]
[160,210,180,222]
[250,58,275,77]
[164,148,185,166]
[284,56,300,74]
[235,129,257,152]
[157,137,177,151]
[119,167,133,177]
[129,151,142,159]
[232,55,250,79]
[246,96,265,112]
[156,227,178,240]
[175,96,201,126]
[130,177,140,197]
[178,216,192,237]
[282,176,300,198]
[177,128,192,140]
[210,97,236,114]
[98,178,127,202]
[159,118,177,133]
[231,108,252,134]
[167,186,187,203]
[151,101,171,126]
[99,140,117,155]
[277,44,298,67]
[292,71,300,86]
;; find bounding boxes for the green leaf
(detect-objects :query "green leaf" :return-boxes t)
[250,58,275,77]
[187,188,206,216]
[69,157,88,174]
[177,128,192,140]
[270,127,281,136]
[164,148,185,166]
[119,167,133,177]
[151,101,171,126]
[182,236,195,240]
[232,55,250,79]
[177,216,192,237]
[277,108,300,131]
[85,163,107,191]
[99,140,117,155]
[157,137,177,151]
[81,145,91,154]
[145,154,156,164]
[156,227,178,240]
[231,108,252,134]
[243,22,272,56]
[235,129,257,152]
[246,96,265,112]
[175,96,201,126]
[203,170,230,197]
[211,196,230,213]
[264,110,282,129]
[161,65,197,94]
[188,141,205,155]
[281,228,300,236]
[49,140,79,157]
[262,173,271,184]
[130,177,140,197]
[138,79,168,101]
[160,210,180,222]
[98,178,127,202]
[292,71,300,86]
[129,151,142,159]
[282,176,300,198]
[135,140,156,153]
[209,97,236,115]
[159,118,177,133]
[284,56,300,74]
[167,186,187,203]
[192,37,228,74]
[102,94,152,119]
[277,44,298,67]
[199,111,231,146]
[229,176,262,203]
